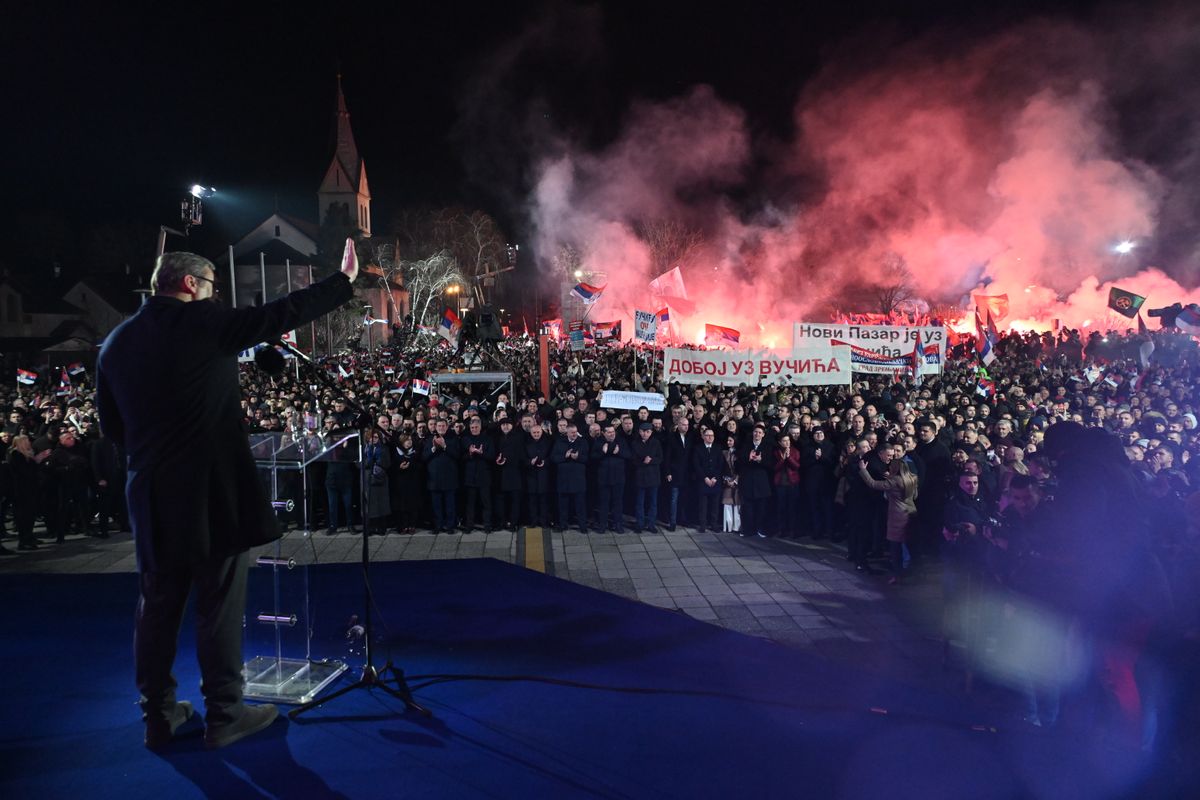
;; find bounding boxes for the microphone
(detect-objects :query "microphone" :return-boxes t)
[254,344,286,376]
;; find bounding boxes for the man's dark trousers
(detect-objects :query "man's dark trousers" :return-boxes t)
[135,550,248,726]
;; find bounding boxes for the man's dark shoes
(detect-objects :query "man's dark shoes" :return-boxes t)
[144,700,196,750]
[204,704,279,750]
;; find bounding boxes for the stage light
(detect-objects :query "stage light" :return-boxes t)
[1114,241,1135,254]
[189,184,215,198]
[574,269,583,279]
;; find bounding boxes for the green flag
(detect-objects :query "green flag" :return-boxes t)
[1108,287,1146,319]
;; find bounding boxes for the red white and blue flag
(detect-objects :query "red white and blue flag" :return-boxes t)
[66,362,86,377]
[704,324,741,348]
[593,320,621,341]
[975,307,997,366]
[570,282,606,304]
[412,379,431,396]
[438,308,462,346]
[16,369,37,385]
[1177,304,1200,337]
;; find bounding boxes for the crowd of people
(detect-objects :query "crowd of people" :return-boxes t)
[4,321,1199,752]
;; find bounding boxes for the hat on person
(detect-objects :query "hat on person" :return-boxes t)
[638,422,653,431]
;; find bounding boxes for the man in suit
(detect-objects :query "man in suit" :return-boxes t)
[691,427,723,532]
[630,422,663,533]
[551,420,589,532]
[664,417,694,531]
[96,244,357,750]
[594,422,630,532]
[423,418,461,532]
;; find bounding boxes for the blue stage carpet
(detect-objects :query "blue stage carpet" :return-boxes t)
[0,559,1164,799]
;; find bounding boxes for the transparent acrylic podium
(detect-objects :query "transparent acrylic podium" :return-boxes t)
[242,430,360,703]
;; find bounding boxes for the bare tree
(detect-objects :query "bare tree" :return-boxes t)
[871,252,916,315]
[553,242,585,278]
[634,218,704,275]
[402,251,464,329]
[389,206,508,304]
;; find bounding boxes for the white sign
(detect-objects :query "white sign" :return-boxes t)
[663,347,852,387]
[634,310,658,343]
[792,322,946,375]
[599,390,667,411]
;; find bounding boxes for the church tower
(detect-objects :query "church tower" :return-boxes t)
[317,75,371,236]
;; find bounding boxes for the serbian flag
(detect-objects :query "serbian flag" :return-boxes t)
[909,337,923,381]
[570,282,605,304]
[16,369,37,385]
[337,364,352,380]
[412,379,431,396]
[704,324,741,348]
[56,368,71,396]
[593,320,621,341]
[974,308,996,366]
[1177,304,1200,336]
[66,362,86,377]
[438,308,461,346]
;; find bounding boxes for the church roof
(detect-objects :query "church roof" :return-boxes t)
[330,74,362,186]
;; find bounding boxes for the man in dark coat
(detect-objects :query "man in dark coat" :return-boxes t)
[494,417,524,530]
[691,426,724,532]
[738,425,773,538]
[664,417,694,531]
[551,420,589,532]
[460,416,495,531]
[630,422,663,533]
[96,246,356,750]
[423,418,460,532]
[595,422,630,532]
[524,423,553,527]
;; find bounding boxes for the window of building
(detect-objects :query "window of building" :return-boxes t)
[275,225,281,237]
[6,295,17,323]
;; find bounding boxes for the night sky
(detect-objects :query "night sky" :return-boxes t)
[3,0,1176,288]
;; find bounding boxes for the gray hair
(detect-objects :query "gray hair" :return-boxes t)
[151,252,215,294]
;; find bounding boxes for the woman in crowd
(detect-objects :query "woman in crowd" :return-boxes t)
[721,432,741,533]
[771,433,801,538]
[858,453,919,584]
[363,427,391,536]
[391,432,422,533]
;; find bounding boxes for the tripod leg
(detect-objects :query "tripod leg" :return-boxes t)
[289,676,367,719]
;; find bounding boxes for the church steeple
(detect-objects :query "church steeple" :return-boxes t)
[318,73,371,235]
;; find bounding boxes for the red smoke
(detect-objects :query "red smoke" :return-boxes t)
[528,12,1200,346]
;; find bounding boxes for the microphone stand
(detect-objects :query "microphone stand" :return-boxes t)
[270,339,430,720]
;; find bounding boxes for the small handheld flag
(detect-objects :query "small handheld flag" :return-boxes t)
[438,308,462,346]
[16,369,37,386]
[413,379,431,396]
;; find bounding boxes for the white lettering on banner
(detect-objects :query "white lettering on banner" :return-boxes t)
[792,321,947,375]
[598,390,667,411]
[663,347,851,387]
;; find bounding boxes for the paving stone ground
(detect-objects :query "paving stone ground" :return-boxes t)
[2,522,954,685]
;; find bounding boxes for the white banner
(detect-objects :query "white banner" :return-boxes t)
[663,346,851,387]
[634,309,658,343]
[599,390,667,411]
[792,322,946,375]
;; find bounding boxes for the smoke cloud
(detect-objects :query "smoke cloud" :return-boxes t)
[514,4,1200,344]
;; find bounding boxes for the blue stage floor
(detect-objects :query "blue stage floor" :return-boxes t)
[0,559,1166,799]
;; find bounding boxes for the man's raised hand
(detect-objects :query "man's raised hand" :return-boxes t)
[341,237,359,283]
